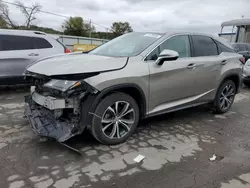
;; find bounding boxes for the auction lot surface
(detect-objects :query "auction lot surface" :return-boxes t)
[1,87,250,188]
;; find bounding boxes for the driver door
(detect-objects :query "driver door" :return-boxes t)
[147,35,198,114]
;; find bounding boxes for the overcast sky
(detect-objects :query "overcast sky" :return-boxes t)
[5,0,250,34]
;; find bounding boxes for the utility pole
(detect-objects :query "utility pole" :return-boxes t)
[106,28,109,39]
[89,19,92,38]
[89,19,92,45]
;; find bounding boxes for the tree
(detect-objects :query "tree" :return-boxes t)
[62,17,95,37]
[91,31,114,40]
[111,22,133,37]
[15,1,41,28]
[0,2,16,28]
[0,16,7,28]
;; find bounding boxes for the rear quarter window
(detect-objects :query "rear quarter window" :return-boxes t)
[191,35,218,57]
[34,37,53,49]
[0,35,35,51]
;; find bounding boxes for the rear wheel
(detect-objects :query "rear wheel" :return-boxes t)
[214,80,236,114]
[91,92,139,145]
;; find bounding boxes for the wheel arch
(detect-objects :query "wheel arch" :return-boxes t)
[81,83,147,130]
[219,74,241,93]
[91,83,147,118]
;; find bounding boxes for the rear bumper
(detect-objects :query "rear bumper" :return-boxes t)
[24,95,83,142]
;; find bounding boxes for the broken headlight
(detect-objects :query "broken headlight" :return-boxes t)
[43,79,81,92]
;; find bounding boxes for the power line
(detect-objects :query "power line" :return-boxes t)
[0,0,69,18]
[0,0,112,31]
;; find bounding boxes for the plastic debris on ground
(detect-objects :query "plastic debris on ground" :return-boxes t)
[209,154,217,161]
[134,154,145,163]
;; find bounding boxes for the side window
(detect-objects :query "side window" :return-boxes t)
[0,35,35,51]
[216,42,235,53]
[146,35,190,60]
[159,35,191,58]
[191,35,218,57]
[34,37,53,49]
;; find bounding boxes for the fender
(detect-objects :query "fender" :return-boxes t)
[81,83,147,129]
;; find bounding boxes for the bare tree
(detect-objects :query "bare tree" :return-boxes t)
[15,1,41,28]
[0,2,16,28]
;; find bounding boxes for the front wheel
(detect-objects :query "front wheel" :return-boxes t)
[91,92,139,145]
[214,80,236,114]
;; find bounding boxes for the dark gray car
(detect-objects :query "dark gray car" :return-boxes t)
[24,32,243,145]
[232,43,250,61]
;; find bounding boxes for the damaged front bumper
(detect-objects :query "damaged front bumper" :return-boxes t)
[24,95,84,142]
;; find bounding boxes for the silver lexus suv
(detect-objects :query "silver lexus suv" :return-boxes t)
[24,32,243,145]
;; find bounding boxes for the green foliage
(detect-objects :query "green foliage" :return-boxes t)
[62,17,95,36]
[111,22,133,37]
[0,16,7,28]
[91,32,114,40]
[15,25,63,34]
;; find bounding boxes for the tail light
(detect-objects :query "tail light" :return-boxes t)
[65,48,71,53]
[240,57,245,64]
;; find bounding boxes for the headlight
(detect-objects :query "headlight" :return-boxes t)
[44,79,81,92]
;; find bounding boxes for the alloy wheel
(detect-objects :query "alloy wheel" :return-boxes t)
[219,84,236,110]
[101,101,135,140]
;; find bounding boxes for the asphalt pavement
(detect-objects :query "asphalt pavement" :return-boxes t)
[1,86,250,188]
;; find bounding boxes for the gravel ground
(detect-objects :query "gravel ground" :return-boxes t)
[1,86,250,188]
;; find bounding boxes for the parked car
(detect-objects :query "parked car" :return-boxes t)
[24,32,243,145]
[0,29,71,85]
[243,59,250,86]
[231,43,250,61]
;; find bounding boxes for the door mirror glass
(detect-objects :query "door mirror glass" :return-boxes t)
[156,49,179,65]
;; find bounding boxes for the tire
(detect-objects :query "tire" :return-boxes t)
[91,92,139,145]
[214,80,236,114]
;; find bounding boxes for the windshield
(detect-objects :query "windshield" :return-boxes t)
[89,32,163,57]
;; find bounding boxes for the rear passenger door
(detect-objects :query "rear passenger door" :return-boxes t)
[0,35,39,78]
[190,35,225,97]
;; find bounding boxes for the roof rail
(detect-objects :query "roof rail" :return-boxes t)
[33,31,46,35]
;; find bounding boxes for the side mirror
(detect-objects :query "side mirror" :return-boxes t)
[156,49,179,65]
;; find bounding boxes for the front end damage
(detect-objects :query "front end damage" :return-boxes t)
[24,73,98,142]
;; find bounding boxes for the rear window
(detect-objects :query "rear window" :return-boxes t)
[233,44,247,52]
[0,35,35,51]
[34,37,53,49]
[191,35,218,57]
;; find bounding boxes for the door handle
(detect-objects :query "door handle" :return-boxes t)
[187,63,196,69]
[221,60,228,65]
[28,53,39,56]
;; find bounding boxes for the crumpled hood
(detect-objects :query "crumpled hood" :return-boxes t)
[27,53,128,76]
